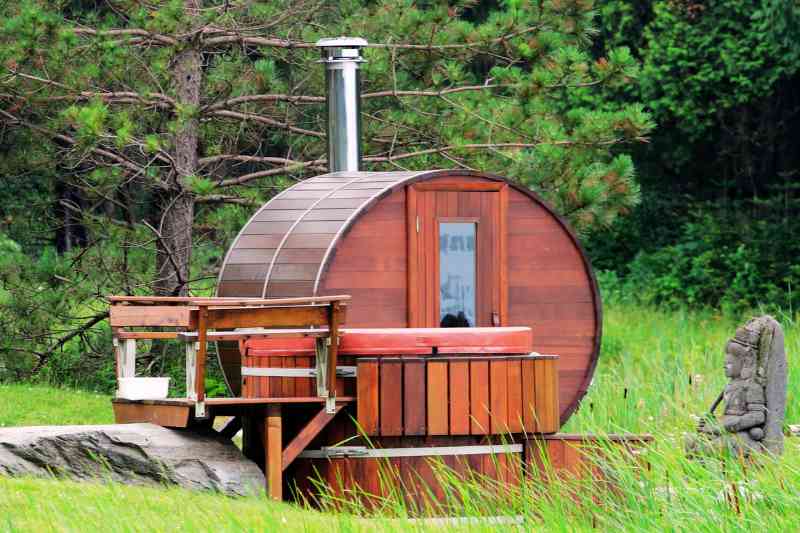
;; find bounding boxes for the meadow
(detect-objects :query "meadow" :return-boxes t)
[1,304,798,531]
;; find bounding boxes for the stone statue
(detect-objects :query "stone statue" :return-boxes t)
[688,315,787,456]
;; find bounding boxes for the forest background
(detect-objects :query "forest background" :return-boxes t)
[0,0,798,393]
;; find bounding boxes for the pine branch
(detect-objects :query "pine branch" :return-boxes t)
[198,154,324,168]
[72,27,178,46]
[209,109,324,137]
[215,159,325,187]
[0,109,150,178]
[29,310,109,375]
[195,194,260,206]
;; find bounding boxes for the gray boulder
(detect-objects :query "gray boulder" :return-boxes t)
[0,423,264,496]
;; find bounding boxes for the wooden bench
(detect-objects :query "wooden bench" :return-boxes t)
[109,295,349,417]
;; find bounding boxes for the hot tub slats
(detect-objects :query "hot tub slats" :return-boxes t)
[403,359,426,435]
[426,361,449,435]
[356,360,379,435]
[470,360,490,434]
[448,361,470,435]
[489,360,509,434]
[507,359,524,433]
[380,361,403,436]
[353,355,559,437]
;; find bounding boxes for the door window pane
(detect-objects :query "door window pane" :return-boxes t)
[439,222,476,327]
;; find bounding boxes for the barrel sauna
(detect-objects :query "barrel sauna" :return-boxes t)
[217,170,601,424]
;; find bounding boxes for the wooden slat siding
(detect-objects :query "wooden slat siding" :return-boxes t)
[218,171,599,425]
[379,360,403,436]
[548,439,565,471]
[403,358,426,435]
[282,356,295,398]
[506,359,524,433]
[521,358,537,432]
[469,360,490,434]
[206,306,328,329]
[357,360,379,435]
[270,263,319,281]
[269,355,282,397]
[265,281,315,297]
[562,440,583,477]
[226,249,276,264]
[111,402,190,428]
[424,190,436,327]
[481,191,496,327]
[448,360,470,435]
[406,187,423,328]
[534,358,559,433]
[281,233,336,249]
[109,306,195,328]
[489,359,508,434]
[506,187,600,426]
[426,360,449,435]
[498,185,509,325]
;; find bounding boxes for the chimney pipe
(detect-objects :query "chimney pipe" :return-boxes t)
[316,37,367,173]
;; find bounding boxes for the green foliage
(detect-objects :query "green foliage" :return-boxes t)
[640,0,800,145]
[599,203,800,311]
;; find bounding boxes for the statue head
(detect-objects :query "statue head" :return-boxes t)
[724,323,760,379]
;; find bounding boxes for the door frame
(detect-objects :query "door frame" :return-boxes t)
[406,179,508,327]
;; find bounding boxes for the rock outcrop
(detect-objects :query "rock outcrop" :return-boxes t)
[0,423,264,496]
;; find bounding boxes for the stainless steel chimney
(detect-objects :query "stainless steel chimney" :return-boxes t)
[316,37,367,172]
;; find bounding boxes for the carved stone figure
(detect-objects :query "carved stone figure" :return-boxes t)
[688,315,787,456]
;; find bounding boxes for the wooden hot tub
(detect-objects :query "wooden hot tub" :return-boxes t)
[241,326,559,503]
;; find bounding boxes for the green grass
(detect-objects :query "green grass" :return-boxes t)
[1,304,799,531]
[0,384,113,427]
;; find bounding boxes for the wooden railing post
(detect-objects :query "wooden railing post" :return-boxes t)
[195,305,208,418]
[325,301,342,414]
[186,341,198,401]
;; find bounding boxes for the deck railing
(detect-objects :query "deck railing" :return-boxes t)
[108,295,349,416]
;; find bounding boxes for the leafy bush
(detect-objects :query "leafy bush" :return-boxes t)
[604,203,800,311]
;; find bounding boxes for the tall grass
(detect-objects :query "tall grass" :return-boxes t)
[1,304,798,531]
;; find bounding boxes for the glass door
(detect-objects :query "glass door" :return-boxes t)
[407,180,507,328]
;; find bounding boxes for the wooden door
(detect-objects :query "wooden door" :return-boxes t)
[407,180,508,327]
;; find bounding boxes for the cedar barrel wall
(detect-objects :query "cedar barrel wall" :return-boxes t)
[217,170,601,424]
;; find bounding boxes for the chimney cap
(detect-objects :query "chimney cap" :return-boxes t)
[315,37,368,49]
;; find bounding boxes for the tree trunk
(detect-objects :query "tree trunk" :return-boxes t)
[154,2,202,297]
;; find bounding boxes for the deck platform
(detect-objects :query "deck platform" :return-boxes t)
[112,397,354,427]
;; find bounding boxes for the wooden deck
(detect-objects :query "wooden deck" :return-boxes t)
[112,396,354,427]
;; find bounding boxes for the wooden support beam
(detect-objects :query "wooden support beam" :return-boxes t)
[281,404,343,471]
[265,405,282,500]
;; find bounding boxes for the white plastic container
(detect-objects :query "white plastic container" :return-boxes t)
[117,377,170,400]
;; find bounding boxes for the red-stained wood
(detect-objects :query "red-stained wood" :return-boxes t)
[217,171,601,425]
[521,358,537,432]
[506,358,523,433]
[449,361,470,435]
[426,360,449,435]
[535,358,559,433]
[245,326,531,356]
[265,405,283,500]
[403,358,426,435]
[110,306,196,328]
[281,404,343,471]
[379,360,404,436]
[469,360,490,435]
[489,359,508,434]
[357,360,379,435]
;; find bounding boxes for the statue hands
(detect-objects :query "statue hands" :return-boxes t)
[697,416,721,436]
